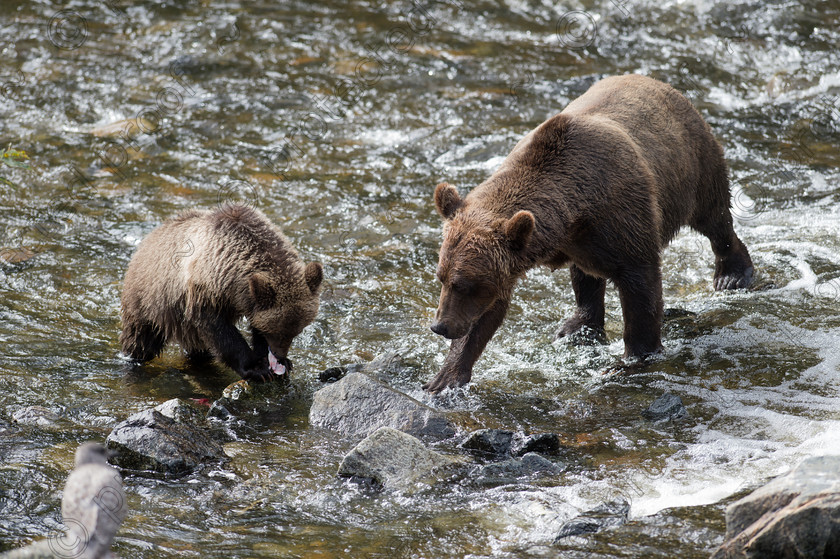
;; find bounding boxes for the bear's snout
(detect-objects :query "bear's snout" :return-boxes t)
[431,320,468,339]
[430,321,451,338]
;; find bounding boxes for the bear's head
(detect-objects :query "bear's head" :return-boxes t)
[431,182,534,339]
[248,261,323,359]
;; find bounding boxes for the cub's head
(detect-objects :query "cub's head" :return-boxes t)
[430,182,534,340]
[248,261,323,359]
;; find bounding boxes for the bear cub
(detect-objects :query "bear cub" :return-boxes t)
[426,74,754,393]
[120,204,322,382]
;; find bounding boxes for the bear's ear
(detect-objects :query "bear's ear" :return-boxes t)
[304,262,323,293]
[434,182,463,220]
[505,210,535,250]
[249,273,276,309]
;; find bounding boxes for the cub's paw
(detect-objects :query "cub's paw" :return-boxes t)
[241,366,274,383]
[423,367,471,394]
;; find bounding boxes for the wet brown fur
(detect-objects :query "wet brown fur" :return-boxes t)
[426,74,754,393]
[120,204,322,382]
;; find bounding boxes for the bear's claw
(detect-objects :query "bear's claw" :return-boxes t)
[713,265,754,291]
[241,368,274,383]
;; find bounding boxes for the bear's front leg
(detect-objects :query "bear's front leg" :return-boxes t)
[614,264,665,358]
[556,265,607,343]
[198,315,273,382]
[424,298,510,393]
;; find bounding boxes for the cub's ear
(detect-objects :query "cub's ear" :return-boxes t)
[505,210,535,250]
[304,262,323,293]
[249,273,276,309]
[434,182,463,220]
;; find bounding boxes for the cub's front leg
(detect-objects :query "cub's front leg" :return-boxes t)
[197,313,272,382]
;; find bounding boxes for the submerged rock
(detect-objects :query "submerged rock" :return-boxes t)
[318,351,405,384]
[642,392,688,422]
[461,430,562,459]
[554,498,631,542]
[106,405,225,475]
[712,455,840,559]
[512,432,562,456]
[461,429,514,457]
[319,364,363,383]
[362,350,407,380]
[474,452,563,486]
[11,406,62,429]
[309,372,455,441]
[207,377,293,420]
[338,426,457,489]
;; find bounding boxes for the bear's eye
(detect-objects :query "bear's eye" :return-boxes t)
[474,283,494,299]
[451,280,472,294]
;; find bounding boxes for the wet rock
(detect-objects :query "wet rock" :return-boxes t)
[461,429,514,457]
[309,372,455,441]
[319,364,362,383]
[318,351,405,384]
[474,452,563,486]
[642,392,687,422]
[11,406,62,429]
[338,426,457,489]
[106,408,225,475]
[362,350,406,380]
[512,432,562,456]
[155,398,203,425]
[208,378,293,419]
[207,400,234,420]
[554,498,631,542]
[711,455,840,559]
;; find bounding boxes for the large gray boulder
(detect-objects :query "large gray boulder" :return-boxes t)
[338,426,458,489]
[309,372,455,441]
[106,400,225,475]
[712,455,840,558]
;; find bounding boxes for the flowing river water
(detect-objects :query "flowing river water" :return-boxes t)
[1,0,839,557]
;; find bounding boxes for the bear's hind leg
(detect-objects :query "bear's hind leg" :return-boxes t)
[691,214,754,291]
[120,321,166,362]
[614,264,664,358]
[556,265,607,344]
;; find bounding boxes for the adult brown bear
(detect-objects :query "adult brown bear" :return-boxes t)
[120,204,322,382]
[425,74,753,393]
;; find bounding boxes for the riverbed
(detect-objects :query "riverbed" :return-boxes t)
[1,0,839,557]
